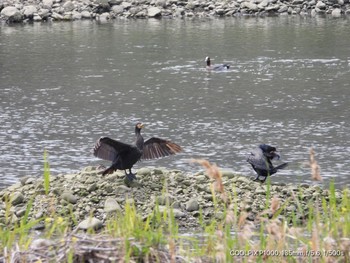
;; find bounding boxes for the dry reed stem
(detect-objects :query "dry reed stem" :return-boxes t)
[7,233,190,263]
[190,159,228,204]
[310,147,322,181]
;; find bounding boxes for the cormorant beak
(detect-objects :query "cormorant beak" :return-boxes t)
[272,152,280,160]
[138,123,144,129]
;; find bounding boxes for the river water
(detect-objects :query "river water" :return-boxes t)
[1,17,349,189]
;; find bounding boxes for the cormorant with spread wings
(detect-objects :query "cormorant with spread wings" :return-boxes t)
[93,123,182,181]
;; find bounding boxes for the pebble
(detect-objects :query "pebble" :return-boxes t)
[104,198,122,213]
[11,192,24,205]
[61,192,78,204]
[77,217,103,230]
[186,198,199,212]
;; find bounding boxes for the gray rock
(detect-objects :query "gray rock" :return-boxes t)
[331,8,342,17]
[255,187,266,195]
[220,170,236,179]
[156,0,167,8]
[278,5,288,13]
[158,206,185,218]
[61,192,78,204]
[42,0,54,9]
[235,176,251,184]
[15,208,27,217]
[156,194,174,205]
[115,185,130,193]
[1,6,23,22]
[23,5,37,18]
[172,208,185,218]
[63,1,75,12]
[51,12,63,20]
[87,183,98,192]
[121,2,132,9]
[111,5,124,14]
[72,11,82,19]
[104,198,121,213]
[244,2,258,11]
[30,239,54,250]
[215,8,225,15]
[77,217,103,230]
[11,192,24,205]
[81,10,92,18]
[316,1,326,9]
[186,198,199,212]
[148,7,162,17]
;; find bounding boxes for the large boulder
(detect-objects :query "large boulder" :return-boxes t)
[23,5,37,19]
[148,6,161,17]
[1,6,23,22]
[42,0,53,9]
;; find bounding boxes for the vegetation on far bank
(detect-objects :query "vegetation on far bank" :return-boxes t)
[0,150,349,262]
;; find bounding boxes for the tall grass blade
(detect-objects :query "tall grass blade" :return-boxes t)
[43,150,50,195]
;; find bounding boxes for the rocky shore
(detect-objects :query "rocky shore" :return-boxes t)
[0,0,349,23]
[0,166,344,230]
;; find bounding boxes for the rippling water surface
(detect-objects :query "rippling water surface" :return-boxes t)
[1,17,350,189]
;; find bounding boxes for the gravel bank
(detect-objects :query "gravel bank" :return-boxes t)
[1,0,350,23]
[0,166,344,230]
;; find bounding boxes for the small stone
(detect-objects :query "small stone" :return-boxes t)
[316,1,326,9]
[186,198,199,212]
[157,194,174,205]
[255,187,266,195]
[11,192,24,205]
[30,239,54,250]
[81,11,91,19]
[15,208,27,217]
[158,206,185,218]
[77,217,103,230]
[173,208,185,218]
[23,5,37,18]
[244,2,258,11]
[220,170,236,179]
[104,198,121,213]
[111,5,124,14]
[42,0,53,9]
[63,1,75,12]
[87,183,98,192]
[235,176,251,184]
[61,192,78,204]
[331,8,342,18]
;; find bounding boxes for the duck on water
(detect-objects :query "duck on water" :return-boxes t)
[205,56,230,71]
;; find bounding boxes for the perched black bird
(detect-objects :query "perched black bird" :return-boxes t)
[247,144,288,183]
[93,123,182,182]
[205,56,230,71]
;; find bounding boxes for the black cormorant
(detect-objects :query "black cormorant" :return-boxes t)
[205,56,230,71]
[247,144,288,183]
[93,123,182,181]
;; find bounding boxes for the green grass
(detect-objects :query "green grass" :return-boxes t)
[43,149,50,195]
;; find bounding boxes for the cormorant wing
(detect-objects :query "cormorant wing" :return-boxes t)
[93,137,133,162]
[247,148,272,170]
[141,137,182,160]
